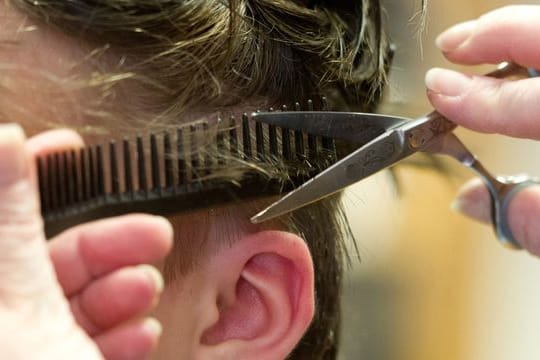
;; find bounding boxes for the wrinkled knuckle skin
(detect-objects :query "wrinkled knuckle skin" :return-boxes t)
[480,5,525,22]
[450,78,492,131]
[461,77,508,134]
[0,180,43,241]
[475,6,529,42]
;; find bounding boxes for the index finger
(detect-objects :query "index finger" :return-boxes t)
[437,5,540,68]
[26,128,84,155]
[48,214,173,296]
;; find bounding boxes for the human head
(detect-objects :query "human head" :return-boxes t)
[0,1,389,358]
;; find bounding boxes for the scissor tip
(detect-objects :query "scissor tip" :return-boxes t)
[251,206,281,224]
[250,212,265,224]
[249,214,261,224]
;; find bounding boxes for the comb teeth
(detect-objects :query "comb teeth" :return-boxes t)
[255,120,264,161]
[177,128,187,184]
[97,145,105,197]
[70,150,79,204]
[190,125,200,179]
[163,132,173,188]
[267,107,278,156]
[79,148,88,201]
[62,152,72,205]
[136,136,147,193]
[242,113,252,159]
[37,157,48,212]
[56,153,66,208]
[150,134,161,192]
[38,99,337,238]
[109,141,120,196]
[229,115,238,155]
[87,147,96,199]
[320,97,336,158]
[306,100,318,156]
[123,139,134,193]
[293,102,305,160]
[216,117,226,165]
[203,122,212,175]
[280,105,291,161]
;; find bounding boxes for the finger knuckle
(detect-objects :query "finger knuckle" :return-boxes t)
[476,6,530,41]
[454,78,501,133]
[0,181,42,239]
[481,5,528,22]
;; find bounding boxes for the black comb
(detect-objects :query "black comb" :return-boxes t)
[38,99,339,238]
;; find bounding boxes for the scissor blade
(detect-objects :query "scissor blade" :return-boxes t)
[251,129,415,223]
[251,111,409,145]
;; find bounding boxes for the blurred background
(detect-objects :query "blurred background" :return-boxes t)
[340,1,540,359]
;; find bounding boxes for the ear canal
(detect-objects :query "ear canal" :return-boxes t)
[196,230,314,360]
[201,275,267,345]
[200,250,312,359]
[201,253,295,345]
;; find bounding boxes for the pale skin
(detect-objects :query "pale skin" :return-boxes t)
[0,126,173,359]
[425,5,540,255]
[0,2,314,359]
[3,3,540,360]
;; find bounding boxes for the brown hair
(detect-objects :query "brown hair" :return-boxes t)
[9,1,390,358]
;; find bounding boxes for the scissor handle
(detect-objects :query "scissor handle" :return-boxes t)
[489,176,540,249]
[481,64,540,248]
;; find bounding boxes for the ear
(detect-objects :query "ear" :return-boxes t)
[196,230,314,360]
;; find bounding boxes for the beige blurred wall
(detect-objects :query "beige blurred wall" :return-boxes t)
[341,1,540,360]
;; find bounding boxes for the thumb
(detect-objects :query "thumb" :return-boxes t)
[0,123,58,303]
[453,178,540,256]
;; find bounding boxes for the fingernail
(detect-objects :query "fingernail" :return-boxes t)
[436,20,476,52]
[138,264,164,293]
[451,193,490,223]
[153,215,174,238]
[0,123,27,186]
[425,68,472,97]
[142,317,163,338]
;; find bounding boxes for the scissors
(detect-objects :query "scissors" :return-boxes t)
[250,62,540,249]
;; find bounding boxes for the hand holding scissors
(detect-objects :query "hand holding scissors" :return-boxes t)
[427,5,540,255]
[251,62,539,250]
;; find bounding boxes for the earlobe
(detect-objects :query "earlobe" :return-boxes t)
[198,231,314,360]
